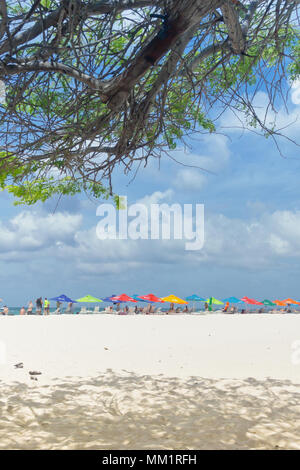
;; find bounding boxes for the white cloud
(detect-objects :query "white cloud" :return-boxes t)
[0,211,82,254]
[174,168,207,191]
[291,79,300,105]
[2,194,300,277]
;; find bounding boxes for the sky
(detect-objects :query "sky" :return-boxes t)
[1,82,300,306]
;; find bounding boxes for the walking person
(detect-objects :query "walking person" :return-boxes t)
[36,297,43,315]
[44,298,50,315]
[27,301,33,315]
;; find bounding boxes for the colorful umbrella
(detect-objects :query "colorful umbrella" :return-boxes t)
[261,299,276,306]
[76,295,103,302]
[206,297,223,304]
[131,294,153,303]
[273,300,287,306]
[283,298,300,305]
[101,295,125,304]
[49,294,77,303]
[161,295,188,304]
[222,297,242,303]
[139,294,165,303]
[241,297,263,305]
[110,294,138,302]
[185,295,205,301]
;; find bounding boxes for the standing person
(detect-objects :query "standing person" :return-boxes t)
[36,297,42,314]
[20,306,26,315]
[27,301,33,315]
[3,305,9,315]
[56,301,61,314]
[44,298,50,315]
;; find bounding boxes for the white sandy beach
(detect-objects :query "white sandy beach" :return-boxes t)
[0,314,300,449]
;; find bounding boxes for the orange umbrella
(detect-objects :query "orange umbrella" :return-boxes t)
[273,300,287,306]
[283,298,300,305]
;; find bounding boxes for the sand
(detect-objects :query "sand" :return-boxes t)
[0,314,300,449]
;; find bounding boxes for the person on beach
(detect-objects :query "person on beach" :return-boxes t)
[20,306,26,315]
[44,298,50,315]
[67,302,73,313]
[36,297,43,314]
[3,305,8,315]
[27,301,33,315]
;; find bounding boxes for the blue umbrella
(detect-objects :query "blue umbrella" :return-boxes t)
[49,294,77,303]
[185,295,205,301]
[185,294,205,312]
[222,297,242,303]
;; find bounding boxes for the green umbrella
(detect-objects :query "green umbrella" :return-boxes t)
[206,297,223,305]
[76,295,103,302]
[206,297,223,312]
[261,299,275,306]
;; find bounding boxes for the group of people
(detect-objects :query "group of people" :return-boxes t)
[0,298,74,315]
[19,297,51,315]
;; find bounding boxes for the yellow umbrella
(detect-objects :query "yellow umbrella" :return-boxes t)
[161,295,188,304]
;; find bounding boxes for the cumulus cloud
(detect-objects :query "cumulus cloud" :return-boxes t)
[2,193,300,280]
[174,168,207,191]
[0,211,82,254]
[291,79,300,105]
[219,90,300,140]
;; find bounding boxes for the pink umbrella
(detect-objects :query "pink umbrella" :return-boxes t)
[138,294,165,303]
[110,294,137,302]
[241,296,263,305]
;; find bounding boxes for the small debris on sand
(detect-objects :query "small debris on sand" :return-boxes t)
[14,363,23,369]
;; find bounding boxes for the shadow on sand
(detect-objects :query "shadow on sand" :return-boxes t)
[0,371,299,449]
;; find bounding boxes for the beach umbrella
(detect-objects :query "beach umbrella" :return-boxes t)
[261,299,276,306]
[49,294,77,303]
[240,296,260,305]
[205,297,223,312]
[101,295,125,304]
[206,297,223,304]
[161,295,188,304]
[76,295,103,302]
[241,297,263,305]
[273,300,287,306]
[139,294,165,303]
[185,294,205,311]
[283,298,300,305]
[131,294,153,303]
[222,297,242,303]
[110,294,138,302]
[185,295,206,301]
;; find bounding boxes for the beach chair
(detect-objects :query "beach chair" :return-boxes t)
[79,306,88,314]
[128,307,135,315]
[93,306,100,314]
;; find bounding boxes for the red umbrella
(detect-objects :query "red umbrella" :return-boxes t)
[110,294,137,302]
[241,296,263,305]
[138,294,165,303]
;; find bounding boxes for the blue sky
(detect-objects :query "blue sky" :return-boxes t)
[1,83,300,306]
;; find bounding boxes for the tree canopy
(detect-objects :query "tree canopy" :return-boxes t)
[0,0,299,204]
